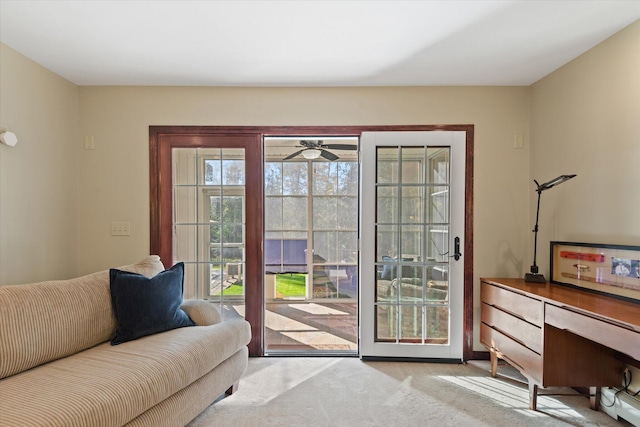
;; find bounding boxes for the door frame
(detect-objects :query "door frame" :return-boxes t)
[149,125,474,359]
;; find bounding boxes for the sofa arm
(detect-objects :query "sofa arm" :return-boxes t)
[180,300,222,326]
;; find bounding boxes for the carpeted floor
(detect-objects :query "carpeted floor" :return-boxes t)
[187,357,632,426]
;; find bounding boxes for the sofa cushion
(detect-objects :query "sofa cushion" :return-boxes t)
[0,256,165,379]
[0,317,252,427]
[110,262,195,345]
[180,300,222,326]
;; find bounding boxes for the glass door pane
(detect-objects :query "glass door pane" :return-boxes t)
[263,137,358,355]
[374,146,450,343]
[173,148,246,312]
[360,131,465,359]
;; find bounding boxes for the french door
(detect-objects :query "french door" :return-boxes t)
[360,131,466,360]
[151,125,473,358]
[150,131,263,355]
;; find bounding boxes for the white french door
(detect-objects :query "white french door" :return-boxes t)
[359,131,466,360]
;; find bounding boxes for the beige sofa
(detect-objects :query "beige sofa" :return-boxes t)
[0,256,251,427]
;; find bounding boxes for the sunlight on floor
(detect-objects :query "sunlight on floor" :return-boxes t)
[280,330,356,350]
[225,358,343,406]
[288,302,349,316]
[438,375,584,419]
[264,308,319,332]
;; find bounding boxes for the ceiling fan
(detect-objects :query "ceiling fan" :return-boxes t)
[283,140,358,161]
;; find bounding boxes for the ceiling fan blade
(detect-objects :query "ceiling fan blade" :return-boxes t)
[320,149,339,161]
[283,150,304,160]
[300,140,321,148]
[321,144,358,151]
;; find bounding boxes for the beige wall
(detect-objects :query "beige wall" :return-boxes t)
[78,86,531,354]
[0,43,80,285]
[2,21,637,354]
[78,86,530,283]
[529,20,640,274]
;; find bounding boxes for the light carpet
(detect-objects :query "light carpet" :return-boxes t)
[187,357,631,427]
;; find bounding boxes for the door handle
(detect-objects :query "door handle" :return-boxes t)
[453,236,462,261]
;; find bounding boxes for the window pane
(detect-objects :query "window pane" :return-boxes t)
[337,196,357,229]
[264,197,283,231]
[174,186,197,223]
[283,163,308,195]
[428,147,450,184]
[376,305,396,341]
[313,197,337,229]
[400,225,422,258]
[174,224,197,261]
[337,162,358,195]
[337,231,357,262]
[222,224,243,244]
[399,305,422,341]
[427,225,449,262]
[282,197,307,229]
[264,163,283,195]
[222,159,245,185]
[376,187,398,223]
[204,159,221,186]
[401,186,423,223]
[173,148,197,185]
[313,163,337,194]
[222,246,244,263]
[377,147,399,184]
[426,306,449,342]
[376,225,398,261]
[401,147,424,184]
[313,231,335,263]
[427,185,449,224]
[222,195,244,223]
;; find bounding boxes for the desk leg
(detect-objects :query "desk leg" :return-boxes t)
[489,350,498,377]
[589,386,601,410]
[529,383,538,410]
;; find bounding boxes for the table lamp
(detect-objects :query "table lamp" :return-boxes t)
[525,174,576,283]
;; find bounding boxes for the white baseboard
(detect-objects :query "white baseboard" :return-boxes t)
[601,387,640,427]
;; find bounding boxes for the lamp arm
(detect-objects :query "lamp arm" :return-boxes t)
[531,190,542,273]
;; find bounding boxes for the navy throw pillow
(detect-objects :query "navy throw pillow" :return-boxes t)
[109,262,195,345]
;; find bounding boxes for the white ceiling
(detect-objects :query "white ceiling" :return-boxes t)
[1,1,639,87]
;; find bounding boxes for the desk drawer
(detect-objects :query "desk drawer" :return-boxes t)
[545,304,640,359]
[481,323,542,381]
[481,282,543,326]
[481,303,542,354]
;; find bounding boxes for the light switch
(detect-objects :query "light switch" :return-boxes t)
[514,134,524,149]
[111,221,131,236]
[84,136,95,150]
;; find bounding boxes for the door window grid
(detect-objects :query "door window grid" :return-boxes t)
[374,146,451,343]
[172,148,246,302]
[265,160,358,300]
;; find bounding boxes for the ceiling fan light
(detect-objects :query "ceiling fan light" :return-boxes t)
[301,148,321,159]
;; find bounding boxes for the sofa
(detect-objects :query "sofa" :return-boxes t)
[0,256,251,427]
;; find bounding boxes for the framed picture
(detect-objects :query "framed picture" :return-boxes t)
[550,241,640,302]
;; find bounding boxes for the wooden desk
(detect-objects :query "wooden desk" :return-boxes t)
[480,278,640,410]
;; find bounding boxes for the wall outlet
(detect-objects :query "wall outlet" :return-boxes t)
[110,221,131,236]
[513,134,524,149]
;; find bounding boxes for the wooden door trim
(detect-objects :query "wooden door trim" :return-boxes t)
[150,124,474,359]
[150,130,263,355]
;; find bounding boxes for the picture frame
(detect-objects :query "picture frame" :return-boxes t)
[550,241,640,302]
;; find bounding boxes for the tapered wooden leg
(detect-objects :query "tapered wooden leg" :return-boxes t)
[529,383,538,411]
[225,381,240,396]
[589,386,601,410]
[489,350,498,377]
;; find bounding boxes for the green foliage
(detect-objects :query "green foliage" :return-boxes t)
[276,274,306,298]
[221,283,244,295]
